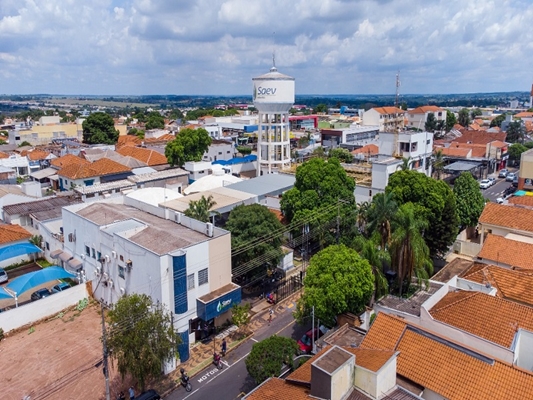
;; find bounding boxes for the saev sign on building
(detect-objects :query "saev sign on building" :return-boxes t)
[253,80,295,103]
[196,284,242,321]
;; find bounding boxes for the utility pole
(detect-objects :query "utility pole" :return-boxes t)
[336,201,340,245]
[311,306,315,354]
[101,302,111,400]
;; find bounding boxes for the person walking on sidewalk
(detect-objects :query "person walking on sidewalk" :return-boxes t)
[268,308,273,325]
[128,386,135,400]
[221,337,227,357]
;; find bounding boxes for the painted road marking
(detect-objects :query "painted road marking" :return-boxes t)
[251,338,258,342]
[286,301,295,310]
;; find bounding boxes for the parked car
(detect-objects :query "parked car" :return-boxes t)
[503,185,517,197]
[498,169,508,178]
[479,179,491,189]
[31,288,52,301]
[513,175,518,187]
[51,282,70,293]
[487,177,496,186]
[136,390,161,400]
[506,172,516,182]
[496,197,505,204]
[0,268,8,284]
[297,325,328,354]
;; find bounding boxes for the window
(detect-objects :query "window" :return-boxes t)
[91,248,96,259]
[427,139,431,145]
[45,242,50,250]
[218,152,222,155]
[198,268,209,286]
[118,266,125,279]
[120,255,124,261]
[85,246,90,256]
[187,274,195,290]
[97,251,101,261]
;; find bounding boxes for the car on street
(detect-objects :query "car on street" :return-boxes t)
[136,390,161,400]
[513,175,519,187]
[506,172,516,182]
[496,197,505,204]
[479,179,491,189]
[498,169,508,178]
[0,268,8,284]
[51,282,70,293]
[297,325,328,354]
[488,177,496,186]
[31,288,52,301]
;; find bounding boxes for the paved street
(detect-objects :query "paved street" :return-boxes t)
[482,168,518,203]
[166,300,309,400]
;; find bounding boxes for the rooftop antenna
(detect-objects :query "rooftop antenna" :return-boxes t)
[395,70,401,108]
[271,31,277,72]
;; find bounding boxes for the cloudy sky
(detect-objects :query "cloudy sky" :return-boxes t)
[1,0,532,96]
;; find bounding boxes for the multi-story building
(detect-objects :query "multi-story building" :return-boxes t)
[406,105,446,130]
[378,131,433,175]
[518,148,533,191]
[362,107,405,132]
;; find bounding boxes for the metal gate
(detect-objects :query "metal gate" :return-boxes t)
[273,276,303,303]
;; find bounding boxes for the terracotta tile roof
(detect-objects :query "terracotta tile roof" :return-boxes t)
[454,129,507,145]
[25,149,50,161]
[409,106,443,114]
[432,257,475,282]
[489,140,507,148]
[144,134,175,143]
[478,234,533,269]
[479,202,533,233]
[0,151,10,159]
[116,146,168,166]
[439,147,471,157]
[429,291,533,348]
[286,346,331,384]
[508,196,533,208]
[116,135,142,149]
[58,158,131,180]
[461,264,533,307]
[515,112,533,118]
[526,121,533,132]
[344,347,395,372]
[363,313,533,400]
[372,106,405,115]
[352,144,378,155]
[245,378,310,400]
[51,154,90,169]
[0,224,32,244]
[360,312,406,349]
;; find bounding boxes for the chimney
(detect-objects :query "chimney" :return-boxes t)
[310,346,355,400]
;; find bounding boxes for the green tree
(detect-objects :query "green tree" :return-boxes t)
[106,294,178,391]
[145,112,165,130]
[453,172,485,230]
[524,142,533,150]
[390,203,433,296]
[245,336,299,384]
[328,147,353,163]
[366,192,397,250]
[399,157,411,171]
[294,244,374,326]
[457,108,471,127]
[18,141,32,147]
[424,113,437,132]
[231,303,251,337]
[490,114,506,128]
[387,170,458,257]
[169,108,184,120]
[225,204,284,272]
[184,195,217,223]
[236,146,252,156]
[165,127,212,167]
[470,108,482,119]
[82,112,119,144]
[508,143,528,163]
[506,121,525,143]
[360,238,390,305]
[128,128,145,139]
[432,149,445,180]
[314,103,328,114]
[445,110,457,131]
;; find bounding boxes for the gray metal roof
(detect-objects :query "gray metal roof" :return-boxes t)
[226,173,295,196]
[444,161,481,172]
[3,196,82,217]
[127,168,188,183]
[74,179,135,195]
[30,167,57,180]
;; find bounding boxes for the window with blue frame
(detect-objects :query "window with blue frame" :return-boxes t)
[85,246,90,256]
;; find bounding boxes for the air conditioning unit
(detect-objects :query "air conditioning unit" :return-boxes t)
[108,279,114,288]
[80,254,85,259]
[205,222,214,237]
[174,213,182,224]
[104,254,111,263]
[111,251,117,259]
[102,272,109,281]
[95,266,101,275]
[120,287,125,296]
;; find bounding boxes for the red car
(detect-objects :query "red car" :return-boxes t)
[297,326,328,354]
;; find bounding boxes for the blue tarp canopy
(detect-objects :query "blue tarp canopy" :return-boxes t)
[0,287,12,299]
[6,266,76,295]
[213,155,257,166]
[0,242,41,262]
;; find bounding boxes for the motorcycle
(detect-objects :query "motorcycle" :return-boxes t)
[213,352,223,370]
[180,372,192,392]
[266,292,276,305]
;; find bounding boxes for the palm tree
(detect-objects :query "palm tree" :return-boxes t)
[356,201,371,234]
[366,193,397,250]
[389,203,433,297]
[399,157,411,171]
[184,195,217,223]
[432,149,445,180]
[360,239,390,306]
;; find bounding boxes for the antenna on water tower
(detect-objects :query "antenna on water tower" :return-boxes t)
[395,71,401,108]
[272,31,277,71]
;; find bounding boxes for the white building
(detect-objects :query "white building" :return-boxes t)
[406,105,446,130]
[378,131,433,176]
[203,140,234,163]
[362,107,405,132]
[59,197,239,366]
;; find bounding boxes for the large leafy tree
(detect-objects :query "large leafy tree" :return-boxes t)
[445,110,457,131]
[457,108,471,127]
[490,114,506,128]
[390,203,433,296]
[145,112,165,130]
[508,143,528,163]
[294,244,374,326]
[184,195,217,223]
[506,121,525,143]
[82,112,119,144]
[424,113,437,132]
[453,172,486,229]
[225,204,284,273]
[165,127,212,167]
[328,147,353,163]
[366,192,397,250]
[432,149,445,180]
[245,336,299,384]
[106,294,178,391]
[387,170,458,257]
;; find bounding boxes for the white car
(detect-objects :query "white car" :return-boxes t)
[0,268,8,284]
[496,197,505,204]
[479,179,491,189]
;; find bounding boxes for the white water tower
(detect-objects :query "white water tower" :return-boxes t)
[252,64,295,175]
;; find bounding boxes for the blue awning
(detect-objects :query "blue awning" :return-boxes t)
[196,283,241,321]
[0,287,13,300]
[0,242,42,262]
[6,266,76,295]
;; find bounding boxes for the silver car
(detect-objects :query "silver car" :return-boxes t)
[0,268,8,284]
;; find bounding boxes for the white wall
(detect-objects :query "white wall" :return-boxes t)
[0,284,88,333]
[354,366,377,398]
[513,329,533,371]
[422,388,446,400]
[331,356,354,400]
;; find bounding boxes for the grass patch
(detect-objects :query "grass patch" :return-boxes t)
[37,259,55,268]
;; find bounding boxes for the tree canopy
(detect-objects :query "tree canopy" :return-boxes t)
[106,294,178,390]
[145,111,165,130]
[425,113,437,132]
[490,114,506,127]
[328,147,354,163]
[165,127,212,167]
[245,335,299,384]
[225,203,284,272]
[506,121,525,143]
[453,172,485,229]
[445,110,457,132]
[387,170,458,257]
[184,195,217,223]
[294,244,374,326]
[457,108,471,127]
[82,112,119,144]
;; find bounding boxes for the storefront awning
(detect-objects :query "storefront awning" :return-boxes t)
[196,283,241,321]
[67,258,83,271]
[50,249,63,259]
[58,251,73,262]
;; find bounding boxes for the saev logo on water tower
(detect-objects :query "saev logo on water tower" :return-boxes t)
[253,80,295,103]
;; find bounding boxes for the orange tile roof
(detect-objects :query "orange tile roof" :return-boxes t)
[439,147,471,157]
[454,129,507,145]
[362,313,533,400]
[526,121,533,132]
[478,234,533,269]
[116,135,142,149]
[25,149,50,161]
[116,146,168,166]
[372,106,405,115]
[286,346,331,384]
[144,134,175,143]
[0,224,32,244]
[508,196,533,208]
[515,112,533,118]
[429,291,533,348]
[409,106,443,114]
[344,347,395,372]
[245,378,310,400]
[51,154,90,169]
[58,158,131,180]
[489,140,507,148]
[0,151,10,159]
[479,202,533,233]
[352,144,378,155]
[461,264,533,306]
